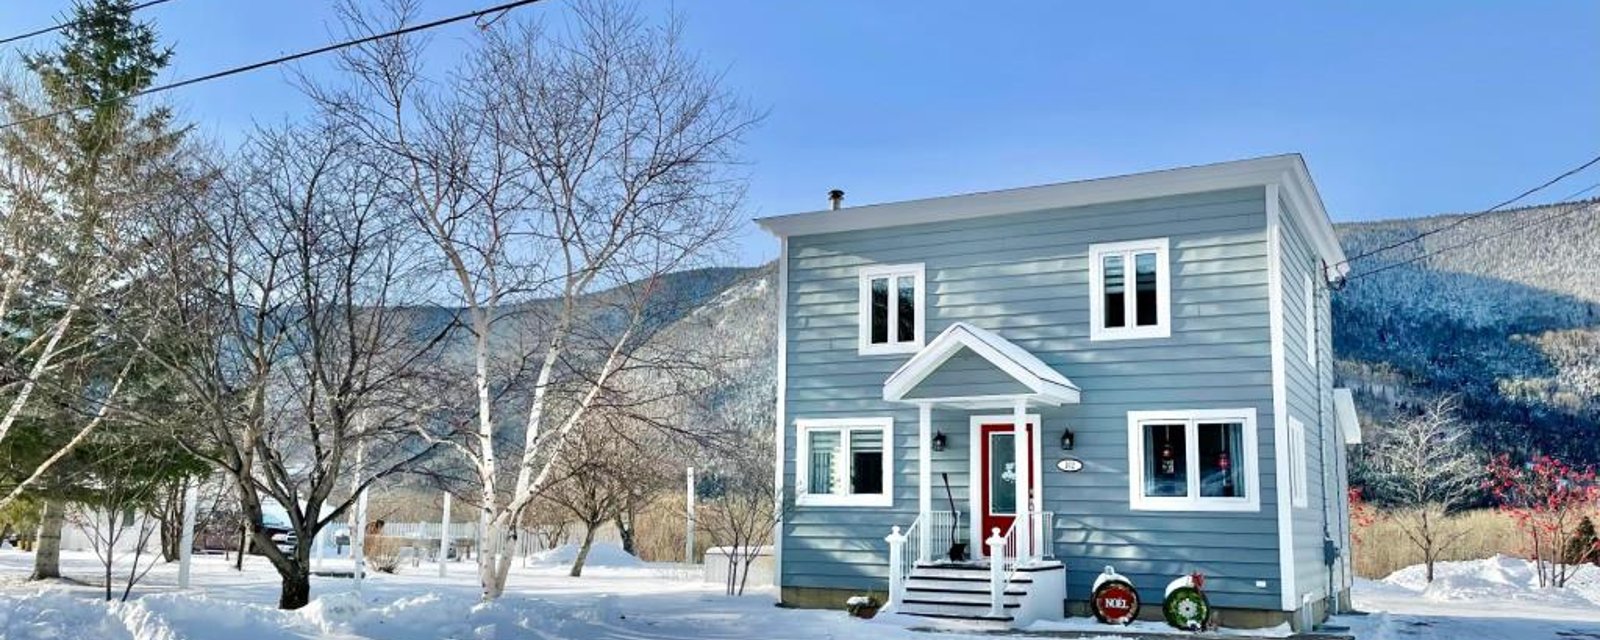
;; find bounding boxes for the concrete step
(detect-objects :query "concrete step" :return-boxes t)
[900,611,1015,632]
[905,584,1027,598]
[908,565,1035,582]
[900,598,1020,618]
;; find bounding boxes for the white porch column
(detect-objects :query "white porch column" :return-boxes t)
[1012,398,1032,563]
[917,402,932,563]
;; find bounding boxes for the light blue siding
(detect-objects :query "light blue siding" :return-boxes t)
[781,187,1288,611]
[1280,196,1345,610]
[902,349,1033,399]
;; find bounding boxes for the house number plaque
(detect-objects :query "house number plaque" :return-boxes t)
[1056,458,1084,472]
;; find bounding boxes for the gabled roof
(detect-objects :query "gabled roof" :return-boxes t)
[883,322,1080,405]
[756,154,1348,278]
[1333,388,1362,445]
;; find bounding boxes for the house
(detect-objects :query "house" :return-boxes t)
[755,155,1363,631]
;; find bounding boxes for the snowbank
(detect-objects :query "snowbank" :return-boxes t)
[0,589,133,640]
[1380,554,1600,607]
[527,542,643,568]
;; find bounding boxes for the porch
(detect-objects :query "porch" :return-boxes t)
[878,323,1079,627]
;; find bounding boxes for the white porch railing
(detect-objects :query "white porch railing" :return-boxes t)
[887,510,1054,615]
[923,510,963,563]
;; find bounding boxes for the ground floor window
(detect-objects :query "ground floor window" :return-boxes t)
[1127,408,1259,512]
[796,417,893,507]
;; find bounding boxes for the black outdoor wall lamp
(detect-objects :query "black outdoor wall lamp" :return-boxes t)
[931,431,947,452]
[1060,427,1075,451]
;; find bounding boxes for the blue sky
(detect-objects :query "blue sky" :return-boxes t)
[2,1,1597,266]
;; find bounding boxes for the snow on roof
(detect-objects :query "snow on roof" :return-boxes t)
[883,322,1079,405]
[1334,388,1362,445]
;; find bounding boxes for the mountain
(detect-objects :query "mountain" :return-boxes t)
[1333,198,1600,466]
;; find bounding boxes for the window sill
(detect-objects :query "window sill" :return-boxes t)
[1129,497,1260,513]
[859,342,922,356]
[1090,326,1171,342]
[796,494,893,508]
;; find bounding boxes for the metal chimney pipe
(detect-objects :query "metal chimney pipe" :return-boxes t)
[828,189,845,210]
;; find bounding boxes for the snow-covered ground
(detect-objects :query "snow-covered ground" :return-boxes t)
[2,548,1599,639]
[1338,555,1600,640]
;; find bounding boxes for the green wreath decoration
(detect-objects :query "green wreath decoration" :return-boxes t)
[1162,585,1209,631]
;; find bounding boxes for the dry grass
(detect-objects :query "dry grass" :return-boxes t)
[1353,509,1527,579]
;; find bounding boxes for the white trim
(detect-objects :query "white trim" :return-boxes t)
[772,238,789,587]
[1303,272,1317,367]
[755,154,1349,276]
[794,417,894,508]
[857,263,926,356]
[967,414,1043,548]
[1288,416,1309,509]
[883,322,1080,405]
[1088,238,1172,341]
[1125,408,1261,513]
[1333,388,1362,445]
[1268,184,1299,611]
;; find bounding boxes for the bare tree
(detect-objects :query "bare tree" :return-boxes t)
[1366,396,1481,582]
[316,0,754,599]
[135,118,447,609]
[542,423,632,577]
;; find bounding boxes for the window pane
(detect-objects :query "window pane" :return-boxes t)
[849,430,884,495]
[1143,422,1187,498]
[1103,254,1126,328]
[808,431,841,495]
[988,433,1016,514]
[1198,422,1245,498]
[1135,251,1158,327]
[897,276,916,343]
[870,278,889,344]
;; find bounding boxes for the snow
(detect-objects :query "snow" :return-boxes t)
[4,550,1600,639]
[1338,555,1600,640]
[526,542,644,569]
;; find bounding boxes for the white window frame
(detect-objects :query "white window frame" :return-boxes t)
[795,417,894,507]
[1089,238,1172,341]
[1289,416,1309,508]
[858,263,926,355]
[1304,272,1317,367]
[1127,408,1260,512]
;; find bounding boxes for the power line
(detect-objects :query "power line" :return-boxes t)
[0,0,174,47]
[1342,183,1600,284]
[1333,152,1600,270]
[0,0,545,132]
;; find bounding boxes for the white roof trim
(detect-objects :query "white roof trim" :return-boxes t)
[756,154,1348,278]
[1333,388,1362,445]
[883,322,1080,405]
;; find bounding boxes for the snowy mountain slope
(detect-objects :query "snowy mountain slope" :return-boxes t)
[1334,199,1600,466]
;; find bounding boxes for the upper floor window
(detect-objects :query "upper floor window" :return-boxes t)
[1127,408,1259,512]
[858,263,925,355]
[795,417,894,507]
[1089,238,1170,341]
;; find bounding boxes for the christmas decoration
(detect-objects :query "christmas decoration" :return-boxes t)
[1162,572,1211,631]
[1159,426,1176,476]
[1091,566,1140,625]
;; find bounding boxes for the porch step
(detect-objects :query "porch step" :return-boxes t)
[908,566,1034,583]
[906,585,1027,597]
[899,611,1015,632]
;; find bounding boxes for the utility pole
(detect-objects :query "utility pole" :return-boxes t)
[685,466,696,564]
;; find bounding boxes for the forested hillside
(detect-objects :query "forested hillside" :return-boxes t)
[1334,199,1600,467]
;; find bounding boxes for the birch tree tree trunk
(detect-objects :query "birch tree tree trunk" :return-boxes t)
[319,0,754,601]
[30,500,62,581]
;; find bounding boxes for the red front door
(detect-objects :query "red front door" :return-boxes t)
[979,421,1035,555]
